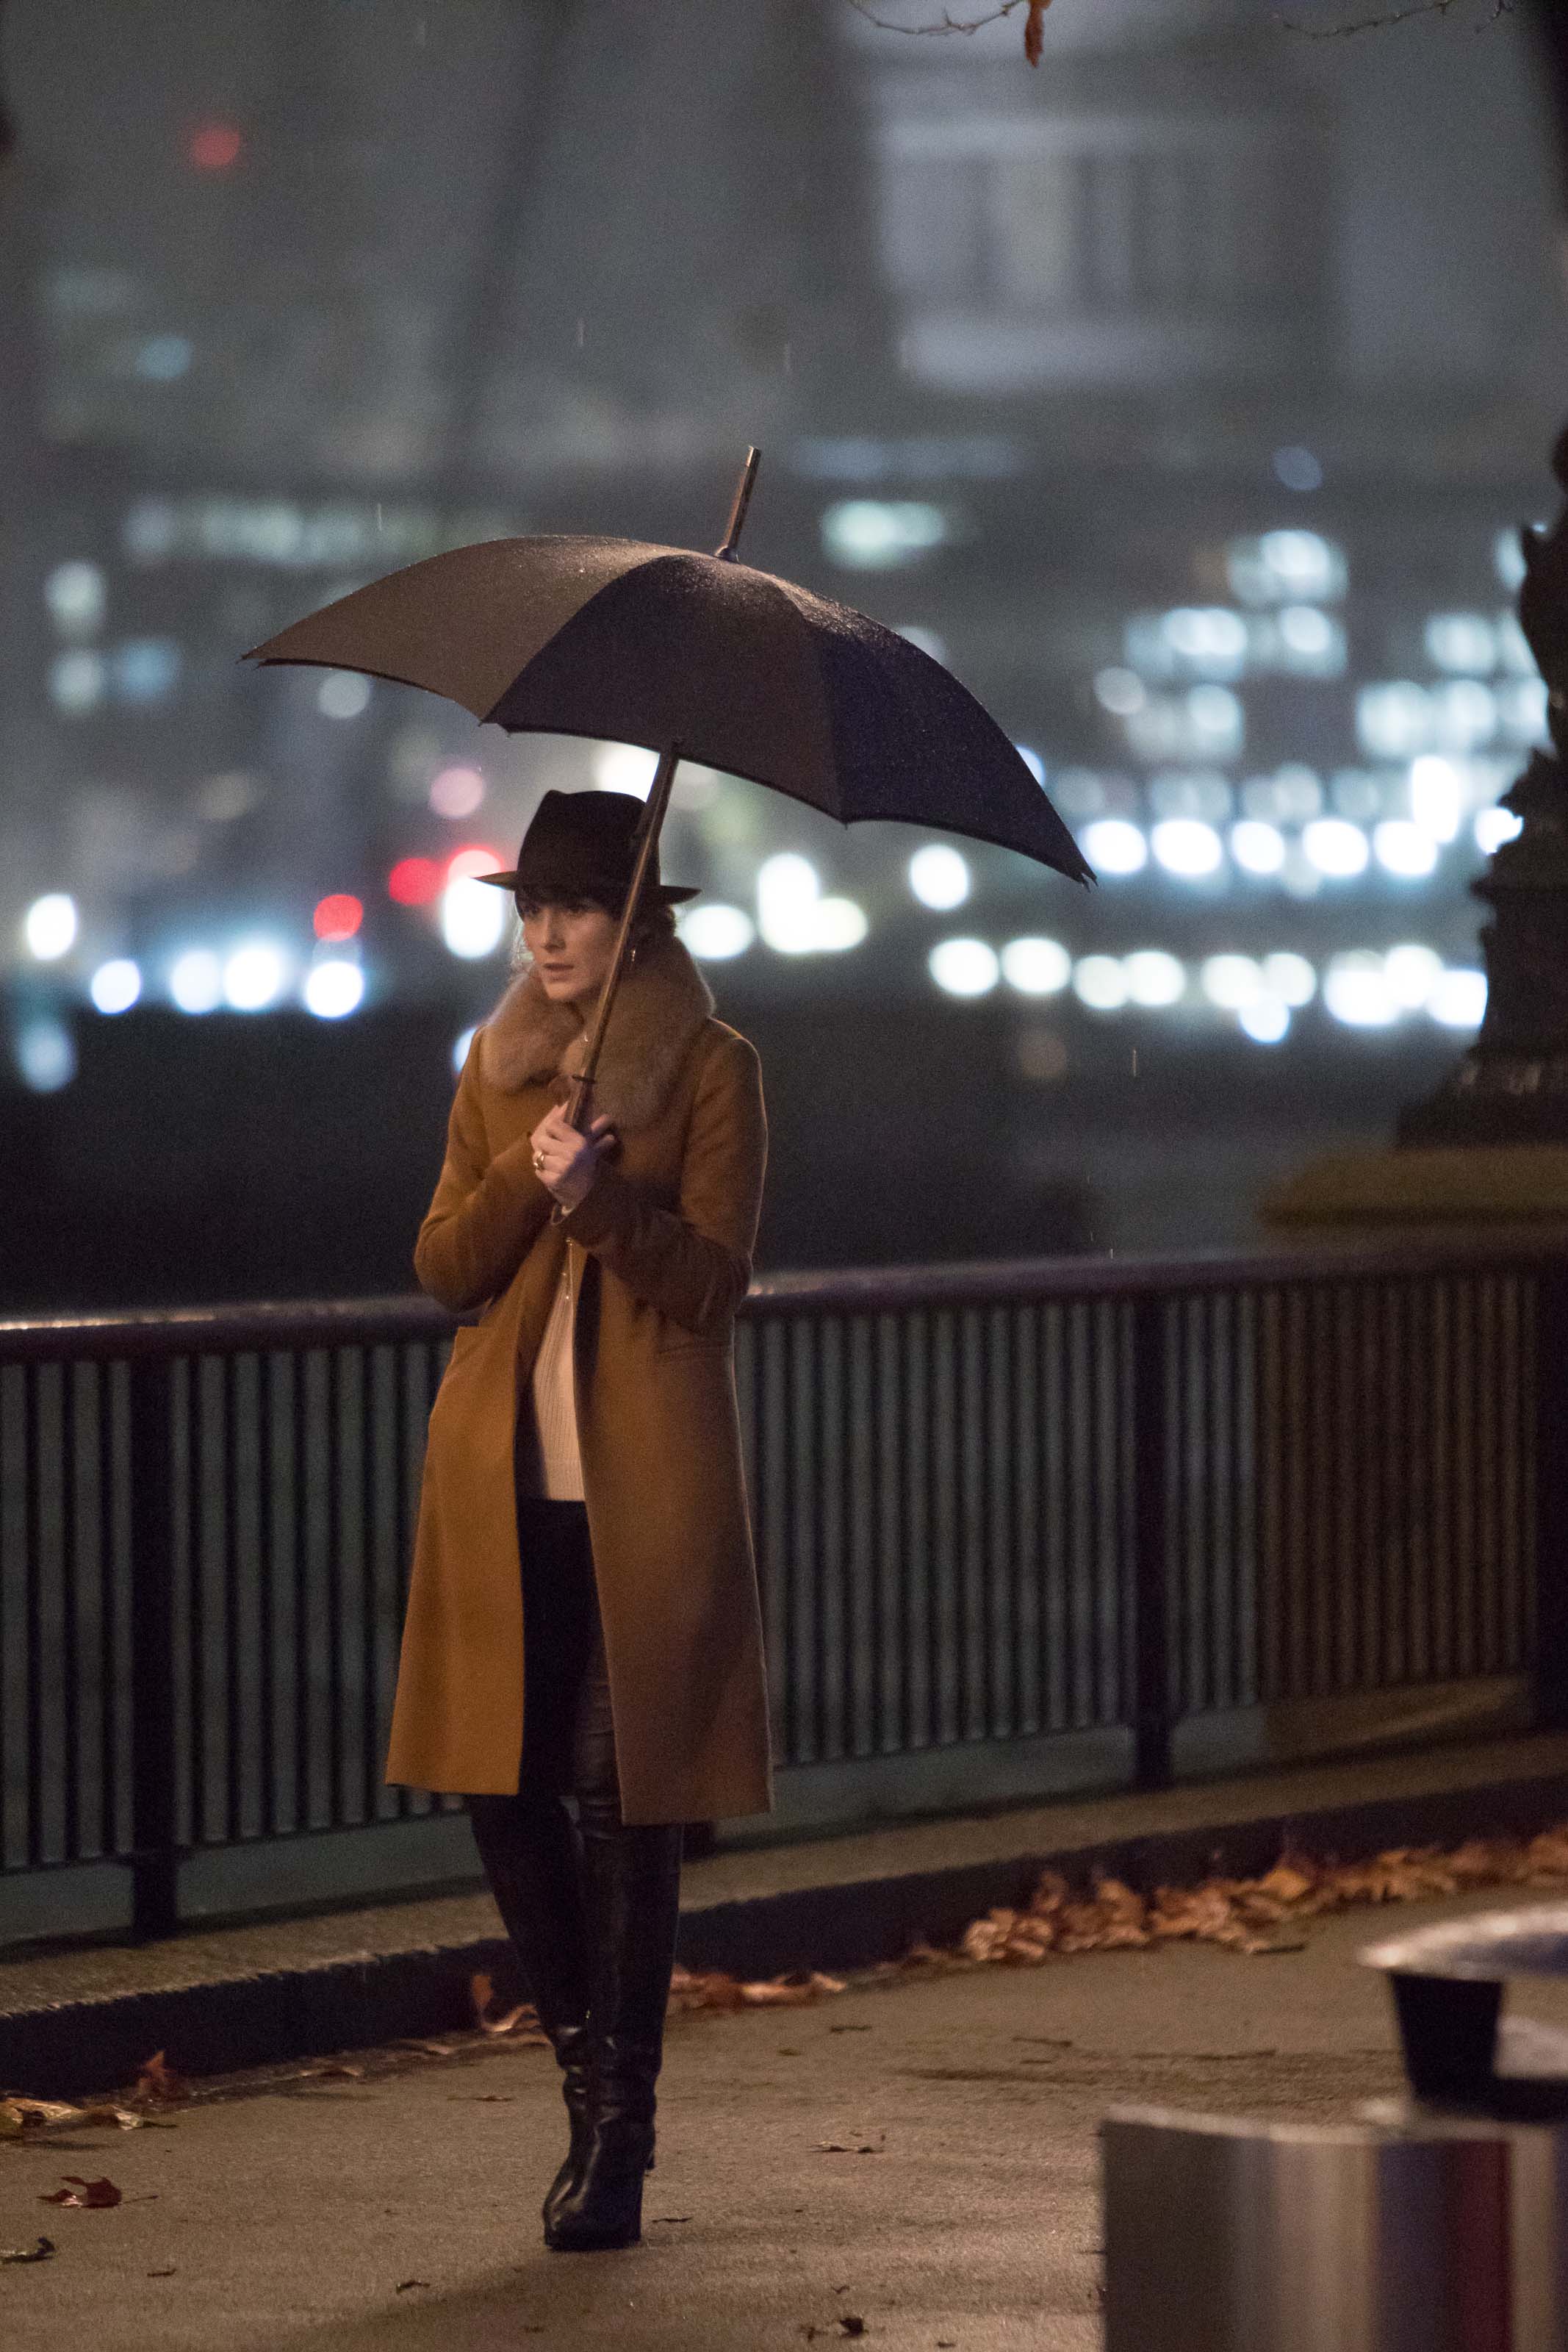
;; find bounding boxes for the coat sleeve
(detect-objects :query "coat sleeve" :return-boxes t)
[412,1038,554,1314]
[562,1030,766,1338]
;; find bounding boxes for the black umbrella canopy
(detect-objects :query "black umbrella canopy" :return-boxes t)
[245,535,1093,886]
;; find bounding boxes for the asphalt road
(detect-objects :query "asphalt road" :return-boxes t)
[5,1887,1563,2352]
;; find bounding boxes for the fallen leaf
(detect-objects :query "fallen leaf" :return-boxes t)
[306,2062,365,2082]
[652,2214,691,2223]
[816,2137,883,2155]
[82,2106,154,2131]
[829,2024,871,2034]
[131,2051,189,2107]
[470,1971,540,2038]
[1,2237,55,2265]
[448,2093,514,2104]
[396,2277,432,2292]
[40,2176,121,2209]
[2,2097,82,2128]
[1024,0,1049,67]
[839,2321,867,2340]
[147,2265,177,2278]
[393,2040,456,2058]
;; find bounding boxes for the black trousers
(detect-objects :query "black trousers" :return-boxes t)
[508,1495,625,1831]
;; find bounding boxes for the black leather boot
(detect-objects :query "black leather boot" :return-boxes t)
[543,1818,683,2253]
[466,1793,594,2234]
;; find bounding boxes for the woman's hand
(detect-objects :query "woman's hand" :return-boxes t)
[529,1104,617,1213]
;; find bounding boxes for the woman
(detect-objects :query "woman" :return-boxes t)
[383,786,772,2254]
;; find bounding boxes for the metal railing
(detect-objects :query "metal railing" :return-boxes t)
[3,1237,1567,1944]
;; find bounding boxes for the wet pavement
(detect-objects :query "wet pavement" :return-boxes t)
[12,1881,1566,2352]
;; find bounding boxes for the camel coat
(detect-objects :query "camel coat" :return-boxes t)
[383,933,773,1823]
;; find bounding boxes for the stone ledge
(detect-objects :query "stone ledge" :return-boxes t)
[1261,1143,1568,1229]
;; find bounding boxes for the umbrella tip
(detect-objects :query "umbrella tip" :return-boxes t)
[714,445,762,562]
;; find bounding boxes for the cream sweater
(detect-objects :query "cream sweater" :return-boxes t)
[519,1244,583,1500]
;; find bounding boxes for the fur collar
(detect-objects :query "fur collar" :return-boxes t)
[479,930,716,1130]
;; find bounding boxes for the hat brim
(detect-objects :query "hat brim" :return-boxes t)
[474,872,700,905]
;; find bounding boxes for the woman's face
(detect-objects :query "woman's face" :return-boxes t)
[519,897,621,1005]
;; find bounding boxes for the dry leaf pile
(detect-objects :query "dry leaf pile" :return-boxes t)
[948,1824,1568,1967]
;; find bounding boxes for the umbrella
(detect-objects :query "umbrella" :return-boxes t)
[245,451,1093,1120]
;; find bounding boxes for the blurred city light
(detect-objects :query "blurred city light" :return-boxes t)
[1151,819,1223,879]
[1384,943,1444,1008]
[1000,936,1071,995]
[387,856,444,906]
[303,960,364,1018]
[1080,819,1147,876]
[593,743,658,797]
[441,876,507,959]
[429,766,486,818]
[1073,956,1129,1011]
[24,893,77,961]
[1123,950,1186,1006]
[89,958,141,1014]
[1231,820,1287,875]
[15,1014,75,1092]
[49,650,105,713]
[317,670,371,720]
[223,941,288,1011]
[820,500,949,569]
[1475,806,1523,854]
[168,947,222,1013]
[758,853,822,953]
[1373,820,1439,878]
[1240,997,1290,1044]
[679,903,755,960]
[1226,530,1345,606]
[313,893,363,941]
[45,560,106,634]
[1425,615,1497,673]
[929,938,999,997]
[447,846,505,881]
[1201,955,1263,1010]
[812,897,869,951]
[908,844,970,909]
[1323,953,1398,1027]
[1301,818,1369,878]
[1409,755,1463,842]
[1261,952,1317,1006]
[188,121,243,170]
[1428,968,1488,1028]
[1273,445,1323,492]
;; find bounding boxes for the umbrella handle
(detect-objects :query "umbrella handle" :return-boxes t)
[714,446,760,562]
[567,739,683,1131]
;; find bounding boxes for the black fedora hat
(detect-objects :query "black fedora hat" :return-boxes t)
[475,787,699,905]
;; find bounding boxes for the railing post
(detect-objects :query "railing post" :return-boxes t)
[1131,1294,1174,1788]
[126,1353,180,1938]
[1533,1265,1568,1731]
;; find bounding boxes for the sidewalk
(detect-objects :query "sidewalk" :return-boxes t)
[8,1874,1568,2352]
[6,1730,1568,2101]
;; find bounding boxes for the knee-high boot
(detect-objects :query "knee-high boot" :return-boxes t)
[542,1816,683,2254]
[466,1793,595,2232]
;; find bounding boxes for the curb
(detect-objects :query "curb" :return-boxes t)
[6,1766,1568,2102]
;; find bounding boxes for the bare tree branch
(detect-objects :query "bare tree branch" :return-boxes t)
[846,0,1515,43]
[844,0,1029,36]
[1277,0,1513,35]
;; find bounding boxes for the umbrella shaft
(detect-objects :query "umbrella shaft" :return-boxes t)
[567,740,683,1128]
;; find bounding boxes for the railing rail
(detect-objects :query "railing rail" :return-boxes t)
[3,1235,1565,1946]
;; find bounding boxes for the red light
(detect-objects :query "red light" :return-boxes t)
[314,892,363,942]
[447,846,505,882]
[387,856,443,907]
[188,122,243,171]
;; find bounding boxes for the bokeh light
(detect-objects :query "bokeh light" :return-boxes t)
[929,938,999,997]
[313,893,363,941]
[24,894,77,961]
[90,958,141,1014]
[303,960,365,1019]
[387,856,444,906]
[429,766,486,819]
